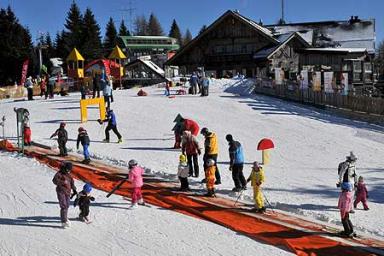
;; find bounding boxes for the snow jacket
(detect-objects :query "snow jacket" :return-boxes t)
[190,74,198,85]
[74,190,95,208]
[77,131,90,148]
[181,131,201,155]
[204,132,218,155]
[202,78,210,88]
[129,166,144,188]
[356,182,368,198]
[248,167,265,187]
[338,161,357,185]
[184,119,199,136]
[105,111,117,126]
[52,171,76,196]
[228,140,244,165]
[50,127,68,143]
[338,190,353,219]
[177,162,189,178]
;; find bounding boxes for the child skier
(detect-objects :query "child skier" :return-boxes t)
[354,176,369,210]
[52,161,77,228]
[50,122,68,156]
[23,123,32,146]
[100,109,122,143]
[128,159,145,209]
[338,182,356,237]
[177,154,190,191]
[76,127,91,164]
[74,183,95,223]
[204,158,216,197]
[247,161,266,213]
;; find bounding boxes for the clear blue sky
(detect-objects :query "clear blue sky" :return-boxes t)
[1,0,383,47]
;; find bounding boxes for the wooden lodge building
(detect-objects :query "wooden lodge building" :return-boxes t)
[166,10,375,88]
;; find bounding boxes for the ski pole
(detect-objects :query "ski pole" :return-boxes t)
[234,189,244,206]
[263,193,275,213]
[106,177,128,198]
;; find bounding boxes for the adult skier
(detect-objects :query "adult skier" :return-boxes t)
[200,127,221,184]
[226,134,247,192]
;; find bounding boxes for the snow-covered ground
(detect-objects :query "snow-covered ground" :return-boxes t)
[1,78,383,255]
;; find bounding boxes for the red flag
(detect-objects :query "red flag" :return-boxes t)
[20,59,29,86]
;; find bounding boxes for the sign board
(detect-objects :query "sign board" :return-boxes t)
[312,72,321,92]
[324,72,334,93]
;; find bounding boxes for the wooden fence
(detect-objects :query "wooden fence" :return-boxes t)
[254,78,384,116]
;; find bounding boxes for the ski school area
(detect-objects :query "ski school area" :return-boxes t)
[0,78,383,256]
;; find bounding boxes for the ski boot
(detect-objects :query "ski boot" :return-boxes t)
[82,158,91,164]
[138,198,146,206]
[118,138,123,143]
[129,203,138,209]
[103,138,109,143]
[204,189,215,197]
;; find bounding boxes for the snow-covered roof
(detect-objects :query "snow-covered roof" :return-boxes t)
[302,48,368,53]
[265,19,375,54]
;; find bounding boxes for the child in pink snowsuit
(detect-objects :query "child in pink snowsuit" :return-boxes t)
[128,159,145,209]
[338,182,355,237]
[354,176,369,210]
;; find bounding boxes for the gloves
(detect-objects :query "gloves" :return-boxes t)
[246,178,250,183]
[197,149,201,155]
[336,183,340,188]
[70,190,77,199]
[97,119,103,125]
[90,196,95,201]
[229,166,232,171]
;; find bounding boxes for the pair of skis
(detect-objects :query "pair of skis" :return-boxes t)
[106,176,129,198]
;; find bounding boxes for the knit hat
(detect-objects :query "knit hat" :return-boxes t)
[225,134,233,142]
[83,183,92,193]
[179,154,187,163]
[346,151,357,161]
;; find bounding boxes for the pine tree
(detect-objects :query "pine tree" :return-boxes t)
[0,6,33,84]
[63,2,83,56]
[133,15,148,36]
[104,17,118,54]
[148,13,164,36]
[54,30,67,60]
[183,29,193,45]
[168,19,182,46]
[82,7,102,60]
[42,33,55,72]
[198,25,207,35]
[119,20,130,36]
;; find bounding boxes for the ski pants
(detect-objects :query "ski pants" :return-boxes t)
[187,154,199,177]
[341,212,354,235]
[132,187,142,204]
[205,168,215,191]
[58,140,67,156]
[253,186,264,209]
[354,194,369,210]
[27,88,34,100]
[105,124,122,141]
[83,144,90,160]
[232,164,247,189]
[179,177,189,190]
[79,203,90,218]
[204,154,221,183]
[174,133,181,148]
[57,191,70,223]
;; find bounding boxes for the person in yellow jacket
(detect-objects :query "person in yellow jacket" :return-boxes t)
[247,161,266,213]
[200,127,221,184]
[204,158,216,197]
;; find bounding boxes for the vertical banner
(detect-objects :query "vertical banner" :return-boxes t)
[301,70,308,90]
[324,72,334,93]
[312,71,321,92]
[20,59,29,86]
[341,73,349,95]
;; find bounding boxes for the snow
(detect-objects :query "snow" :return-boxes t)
[1,78,383,255]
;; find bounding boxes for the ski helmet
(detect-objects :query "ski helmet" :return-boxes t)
[83,183,92,193]
[78,126,85,132]
[60,161,72,173]
[128,159,138,168]
[200,127,209,135]
[60,122,66,127]
[179,154,187,163]
[206,158,215,167]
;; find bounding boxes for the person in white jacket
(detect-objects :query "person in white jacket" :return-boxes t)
[177,154,190,191]
[103,76,113,110]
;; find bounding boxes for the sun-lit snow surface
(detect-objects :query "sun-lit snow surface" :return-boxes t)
[0,78,383,255]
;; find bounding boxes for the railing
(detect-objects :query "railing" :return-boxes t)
[254,78,384,116]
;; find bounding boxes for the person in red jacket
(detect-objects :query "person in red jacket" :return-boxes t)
[182,117,199,136]
[181,130,202,177]
[23,123,32,146]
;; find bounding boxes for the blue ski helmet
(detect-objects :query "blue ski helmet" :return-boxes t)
[83,183,92,193]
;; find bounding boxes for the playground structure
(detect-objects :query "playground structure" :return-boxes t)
[80,97,106,123]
